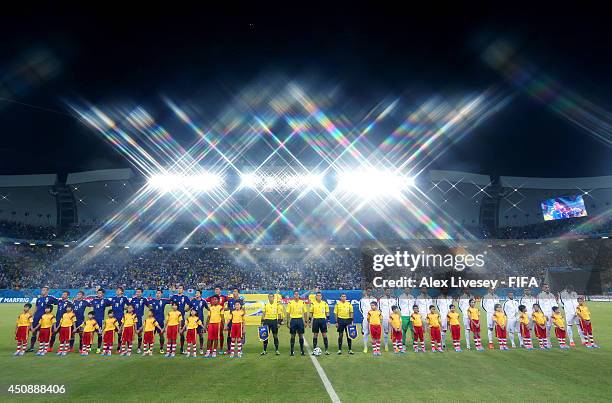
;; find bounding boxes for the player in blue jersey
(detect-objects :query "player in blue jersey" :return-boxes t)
[130,287,148,353]
[71,290,90,352]
[28,286,58,352]
[189,289,209,354]
[50,291,71,351]
[91,288,110,353]
[149,289,169,353]
[225,288,245,354]
[108,287,129,351]
[170,284,190,354]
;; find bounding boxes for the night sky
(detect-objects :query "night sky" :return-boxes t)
[1,12,610,177]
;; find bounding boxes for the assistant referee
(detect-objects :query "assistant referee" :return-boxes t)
[261,293,282,355]
[335,293,354,354]
[286,291,308,356]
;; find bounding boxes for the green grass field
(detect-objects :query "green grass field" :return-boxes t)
[0,303,610,402]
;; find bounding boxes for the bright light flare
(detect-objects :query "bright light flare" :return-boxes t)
[148,173,223,193]
[336,169,414,198]
[239,172,324,191]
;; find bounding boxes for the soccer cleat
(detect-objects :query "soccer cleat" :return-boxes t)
[488,343,494,350]
[137,348,141,354]
[170,353,176,357]
[325,350,330,355]
[431,347,437,352]
[301,351,305,356]
[211,352,216,358]
[200,349,204,355]
[47,347,53,353]
[337,350,342,355]
[204,351,211,358]
[230,353,235,358]
[569,341,576,347]
[455,348,462,352]
[290,352,295,356]
[275,350,280,355]
[437,348,443,352]
[348,350,354,355]
[13,351,20,356]
[126,352,131,357]
[26,347,34,353]
[592,343,600,348]
[363,347,368,353]
[384,345,389,352]
[261,351,267,356]
[237,352,242,358]
[165,353,171,357]
[160,348,165,354]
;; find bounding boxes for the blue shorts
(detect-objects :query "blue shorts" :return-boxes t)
[155,320,165,334]
[33,315,43,328]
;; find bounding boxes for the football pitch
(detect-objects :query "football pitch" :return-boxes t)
[0,303,610,402]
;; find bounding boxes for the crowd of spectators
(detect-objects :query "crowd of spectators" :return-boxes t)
[1,237,610,291]
[0,244,363,290]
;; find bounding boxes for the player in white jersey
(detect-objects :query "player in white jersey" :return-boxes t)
[397,288,415,351]
[378,289,396,352]
[537,283,557,348]
[559,285,583,346]
[359,288,377,353]
[503,291,520,348]
[457,289,473,348]
[435,290,454,349]
[481,287,500,349]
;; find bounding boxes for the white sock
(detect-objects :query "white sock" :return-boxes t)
[566,324,574,342]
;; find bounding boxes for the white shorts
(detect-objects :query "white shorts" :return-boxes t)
[565,314,579,326]
[362,318,369,336]
[462,314,471,328]
[382,317,390,334]
[439,313,449,331]
[486,312,495,329]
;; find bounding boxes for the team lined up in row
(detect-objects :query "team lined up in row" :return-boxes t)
[357,284,598,354]
[14,285,255,357]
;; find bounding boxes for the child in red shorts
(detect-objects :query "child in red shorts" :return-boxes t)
[411,305,425,353]
[367,301,383,356]
[390,306,404,354]
[182,308,203,357]
[14,303,33,356]
[33,305,55,356]
[518,305,533,350]
[102,310,119,356]
[54,303,76,356]
[229,301,246,358]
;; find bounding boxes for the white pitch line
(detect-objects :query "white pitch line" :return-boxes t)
[304,341,341,403]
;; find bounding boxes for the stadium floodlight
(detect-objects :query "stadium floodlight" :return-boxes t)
[148,173,222,193]
[336,168,414,198]
[239,173,260,189]
[14,242,20,245]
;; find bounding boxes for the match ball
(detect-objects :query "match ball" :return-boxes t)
[313,347,322,356]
